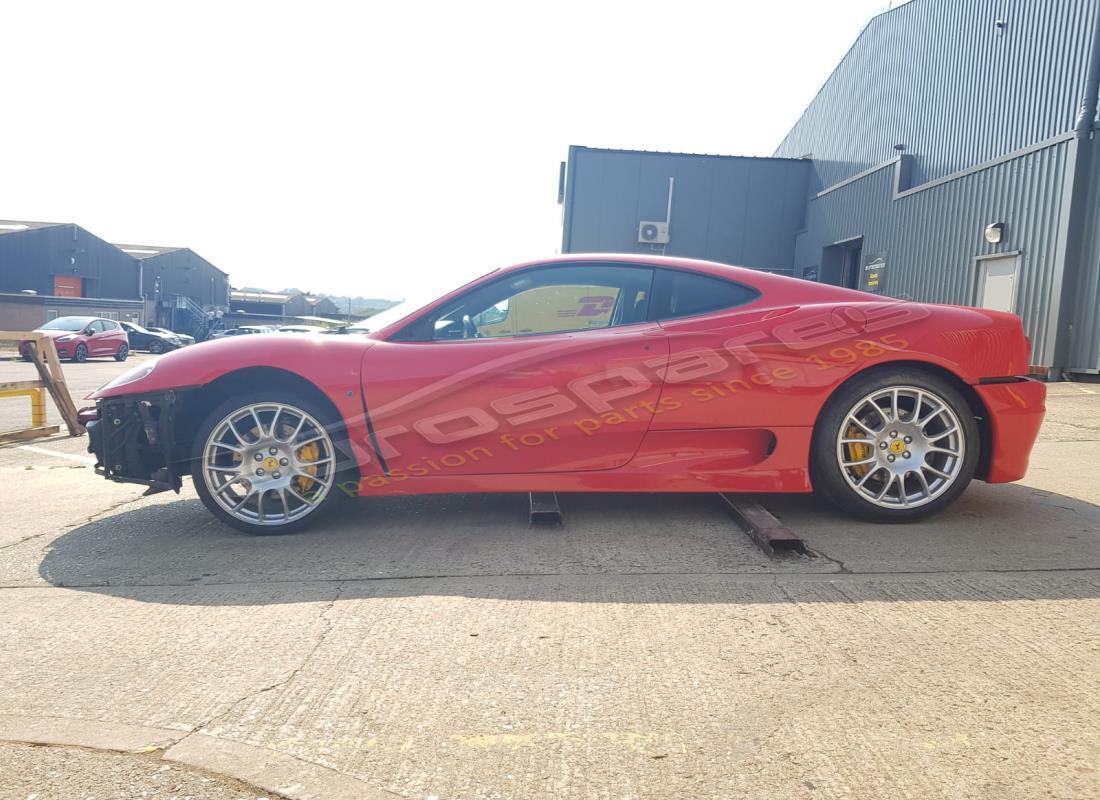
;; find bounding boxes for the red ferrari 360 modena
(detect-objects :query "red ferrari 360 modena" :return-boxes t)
[83,255,1046,534]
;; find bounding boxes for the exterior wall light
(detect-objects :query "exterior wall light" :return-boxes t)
[984,222,1005,244]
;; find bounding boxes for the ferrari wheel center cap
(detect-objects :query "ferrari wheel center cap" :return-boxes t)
[262,456,279,471]
[889,439,906,455]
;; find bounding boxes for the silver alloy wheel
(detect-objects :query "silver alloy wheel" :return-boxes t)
[836,385,965,509]
[202,402,336,527]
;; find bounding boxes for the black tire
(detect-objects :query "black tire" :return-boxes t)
[71,343,88,363]
[115,344,129,362]
[810,367,979,522]
[190,388,352,535]
[148,340,164,354]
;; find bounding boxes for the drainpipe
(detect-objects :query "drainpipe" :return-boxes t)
[1075,13,1100,138]
[1051,6,1100,378]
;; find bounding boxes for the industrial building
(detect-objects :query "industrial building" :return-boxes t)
[114,244,229,334]
[0,220,144,325]
[0,220,229,336]
[560,0,1100,377]
[228,289,340,319]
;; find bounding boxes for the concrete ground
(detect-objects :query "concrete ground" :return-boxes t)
[0,353,1098,799]
[0,741,283,800]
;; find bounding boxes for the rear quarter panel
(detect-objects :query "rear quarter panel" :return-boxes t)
[649,299,1031,432]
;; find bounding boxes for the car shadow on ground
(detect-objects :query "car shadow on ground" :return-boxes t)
[35,479,1100,606]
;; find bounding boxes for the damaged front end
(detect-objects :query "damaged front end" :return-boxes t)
[86,390,189,496]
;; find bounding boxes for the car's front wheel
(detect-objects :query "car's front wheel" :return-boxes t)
[148,340,164,354]
[811,368,979,522]
[71,343,88,363]
[191,390,349,534]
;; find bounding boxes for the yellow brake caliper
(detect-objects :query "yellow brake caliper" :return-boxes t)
[296,441,320,494]
[845,424,871,478]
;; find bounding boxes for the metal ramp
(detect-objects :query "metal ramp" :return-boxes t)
[717,493,809,557]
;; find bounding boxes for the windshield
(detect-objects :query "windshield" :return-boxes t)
[41,317,92,332]
[344,268,500,334]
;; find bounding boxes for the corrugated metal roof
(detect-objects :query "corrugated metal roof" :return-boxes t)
[570,146,806,163]
[112,243,184,259]
[231,289,291,303]
[0,220,66,235]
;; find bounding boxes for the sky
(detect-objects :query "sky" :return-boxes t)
[1,0,897,301]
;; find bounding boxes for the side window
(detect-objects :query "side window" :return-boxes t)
[402,265,654,341]
[91,320,107,334]
[474,284,620,338]
[651,269,759,320]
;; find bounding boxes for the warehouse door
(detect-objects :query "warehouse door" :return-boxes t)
[53,276,83,297]
[821,238,863,289]
[975,255,1019,313]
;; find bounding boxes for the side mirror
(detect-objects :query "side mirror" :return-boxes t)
[84,328,95,336]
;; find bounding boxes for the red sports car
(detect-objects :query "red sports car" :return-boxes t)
[84,255,1045,534]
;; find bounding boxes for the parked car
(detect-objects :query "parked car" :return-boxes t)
[146,327,195,346]
[211,325,276,338]
[83,255,1045,534]
[22,316,130,363]
[277,325,329,334]
[119,321,181,354]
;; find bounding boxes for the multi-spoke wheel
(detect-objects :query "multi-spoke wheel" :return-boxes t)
[191,391,349,534]
[811,369,979,521]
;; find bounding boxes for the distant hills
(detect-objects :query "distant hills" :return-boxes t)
[322,295,403,317]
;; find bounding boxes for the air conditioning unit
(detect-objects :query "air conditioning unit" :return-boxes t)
[638,221,670,245]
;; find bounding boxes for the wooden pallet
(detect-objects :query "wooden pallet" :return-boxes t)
[0,331,82,443]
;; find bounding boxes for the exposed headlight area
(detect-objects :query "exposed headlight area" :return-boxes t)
[56,335,75,343]
[98,361,157,393]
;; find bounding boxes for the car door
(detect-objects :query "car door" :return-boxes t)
[87,320,112,355]
[120,322,139,348]
[107,321,128,351]
[360,263,669,476]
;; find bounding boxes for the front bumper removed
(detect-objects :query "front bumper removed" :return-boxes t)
[86,391,184,495]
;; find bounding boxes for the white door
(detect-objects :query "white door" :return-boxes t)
[976,255,1019,313]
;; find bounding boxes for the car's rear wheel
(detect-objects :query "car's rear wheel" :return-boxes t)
[71,343,88,363]
[811,368,979,522]
[148,340,164,354]
[191,390,349,534]
[115,343,129,361]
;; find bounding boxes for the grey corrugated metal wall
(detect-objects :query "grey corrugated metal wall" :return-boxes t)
[794,138,1074,367]
[140,250,229,308]
[0,225,141,300]
[562,147,810,272]
[775,0,1098,192]
[1071,144,1100,371]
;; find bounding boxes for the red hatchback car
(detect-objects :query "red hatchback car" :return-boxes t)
[24,316,131,362]
[82,255,1046,534]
